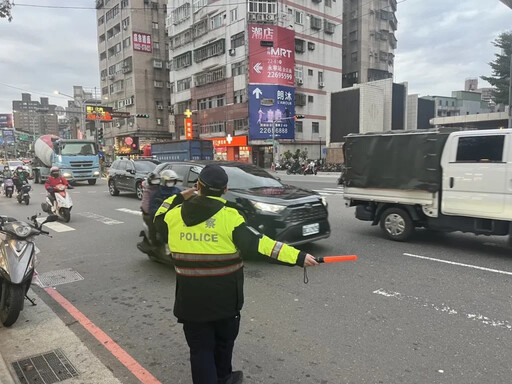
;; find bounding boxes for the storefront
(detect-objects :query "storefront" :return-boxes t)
[209,135,251,162]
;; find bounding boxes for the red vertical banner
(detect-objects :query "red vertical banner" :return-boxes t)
[185,118,193,140]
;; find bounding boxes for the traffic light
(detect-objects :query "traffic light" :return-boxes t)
[294,114,305,119]
[98,127,104,143]
[136,114,150,118]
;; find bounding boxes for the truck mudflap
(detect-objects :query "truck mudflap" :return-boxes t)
[355,204,375,221]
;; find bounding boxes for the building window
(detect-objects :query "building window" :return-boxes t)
[295,66,303,81]
[194,39,225,63]
[310,16,322,30]
[100,51,107,60]
[234,118,248,131]
[209,13,224,30]
[295,10,303,24]
[234,89,247,104]
[120,0,128,8]
[248,0,277,14]
[351,51,358,63]
[152,22,159,29]
[231,32,244,49]
[123,37,131,48]
[325,0,332,7]
[197,95,225,110]
[154,80,164,88]
[296,121,303,132]
[230,8,238,22]
[176,77,192,91]
[308,95,314,103]
[349,30,357,42]
[99,34,106,43]
[308,42,315,51]
[157,118,163,126]
[175,101,191,115]
[195,67,226,87]
[106,5,120,22]
[295,93,306,106]
[308,69,313,76]
[193,0,207,12]
[171,3,190,25]
[173,51,192,70]
[295,39,305,53]
[154,41,160,50]
[318,71,324,84]
[171,28,192,49]
[122,17,129,28]
[200,122,226,134]
[312,122,319,133]
[98,15,104,26]
[231,60,246,76]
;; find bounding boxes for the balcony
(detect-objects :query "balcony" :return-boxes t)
[195,67,226,87]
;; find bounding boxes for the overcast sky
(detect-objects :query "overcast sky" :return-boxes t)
[0,0,510,113]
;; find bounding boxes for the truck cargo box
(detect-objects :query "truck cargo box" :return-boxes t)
[343,130,453,193]
[151,140,213,162]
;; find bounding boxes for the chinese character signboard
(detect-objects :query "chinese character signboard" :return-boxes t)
[248,24,295,87]
[133,32,153,53]
[86,105,113,121]
[248,85,295,140]
[0,114,13,129]
[185,118,193,140]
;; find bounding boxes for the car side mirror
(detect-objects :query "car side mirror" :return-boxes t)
[128,169,136,174]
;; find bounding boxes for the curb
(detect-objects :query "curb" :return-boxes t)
[0,351,15,384]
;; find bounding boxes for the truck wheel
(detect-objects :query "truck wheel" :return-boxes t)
[380,207,414,242]
[88,179,97,185]
[109,180,119,196]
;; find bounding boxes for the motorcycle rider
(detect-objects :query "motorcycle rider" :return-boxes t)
[2,165,12,179]
[44,166,71,205]
[13,165,29,192]
[139,172,162,250]
[150,170,181,216]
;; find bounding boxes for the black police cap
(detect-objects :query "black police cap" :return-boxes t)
[198,165,228,191]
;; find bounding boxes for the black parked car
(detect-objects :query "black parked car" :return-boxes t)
[153,161,330,246]
[107,159,159,199]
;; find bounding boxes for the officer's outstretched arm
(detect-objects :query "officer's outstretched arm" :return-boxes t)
[232,224,306,267]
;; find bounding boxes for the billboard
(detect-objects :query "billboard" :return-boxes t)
[133,32,153,53]
[86,105,113,121]
[248,24,295,87]
[248,85,295,140]
[0,129,15,145]
[0,114,13,128]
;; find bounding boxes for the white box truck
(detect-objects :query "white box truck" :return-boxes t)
[343,128,512,243]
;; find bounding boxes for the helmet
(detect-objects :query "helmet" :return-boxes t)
[160,170,178,186]
[3,165,8,170]
[50,166,59,177]
[16,165,23,171]
[147,172,161,185]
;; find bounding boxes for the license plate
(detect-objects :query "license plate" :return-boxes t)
[302,223,320,236]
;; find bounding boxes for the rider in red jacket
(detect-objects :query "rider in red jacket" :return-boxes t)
[45,166,71,203]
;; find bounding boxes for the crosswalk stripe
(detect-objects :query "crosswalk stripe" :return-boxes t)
[116,208,142,216]
[77,212,123,225]
[36,218,75,232]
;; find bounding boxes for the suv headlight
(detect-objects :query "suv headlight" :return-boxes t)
[63,172,72,178]
[321,197,328,207]
[251,201,286,213]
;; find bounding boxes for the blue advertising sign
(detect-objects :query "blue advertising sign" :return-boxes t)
[248,84,295,140]
[0,129,15,145]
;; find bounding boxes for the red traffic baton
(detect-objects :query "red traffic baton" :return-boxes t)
[314,255,357,263]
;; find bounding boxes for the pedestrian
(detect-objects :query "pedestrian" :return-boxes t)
[154,165,319,384]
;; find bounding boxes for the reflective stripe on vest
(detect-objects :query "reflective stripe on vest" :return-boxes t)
[173,252,240,262]
[270,241,284,259]
[175,261,244,277]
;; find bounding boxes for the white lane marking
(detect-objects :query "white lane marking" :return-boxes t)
[315,192,331,196]
[374,288,512,331]
[87,191,97,193]
[321,188,344,192]
[77,212,123,225]
[36,218,75,232]
[116,208,142,216]
[403,252,512,277]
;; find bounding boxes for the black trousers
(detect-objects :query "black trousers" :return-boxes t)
[183,315,240,384]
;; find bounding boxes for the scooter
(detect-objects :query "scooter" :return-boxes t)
[16,183,31,205]
[0,213,58,326]
[2,178,14,198]
[286,162,304,175]
[41,184,73,223]
[137,217,173,265]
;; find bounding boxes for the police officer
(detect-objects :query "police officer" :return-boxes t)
[155,165,319,384]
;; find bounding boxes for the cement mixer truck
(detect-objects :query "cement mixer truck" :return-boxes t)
[31,135,101,185]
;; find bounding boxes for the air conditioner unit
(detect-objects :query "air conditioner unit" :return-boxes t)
[123,25,128,30]
[101,76,106,81]
[256,13,265,21]
[168,106,174,113]
[297,79,303,85]
[157,105,164,110]
[228,48,236,56]
[265,14,275,21]
[319,82,325,88]
[248,13,257,21]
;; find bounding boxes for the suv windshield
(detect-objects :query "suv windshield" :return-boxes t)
[223,165,283,189]
[134,161,157,172]
[60,142,97,156]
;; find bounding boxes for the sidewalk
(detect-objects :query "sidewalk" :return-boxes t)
[0,288,122,384]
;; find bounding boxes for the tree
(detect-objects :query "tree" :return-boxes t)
[481,32,512,105]
[0,0,12,21]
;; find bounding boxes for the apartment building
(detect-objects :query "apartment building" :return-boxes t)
[12,93,59,137]
[342,0,397,88]
[167,0,343,166]
[96,0,171,157]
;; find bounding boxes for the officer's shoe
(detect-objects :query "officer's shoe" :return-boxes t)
[218,370,243,384]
